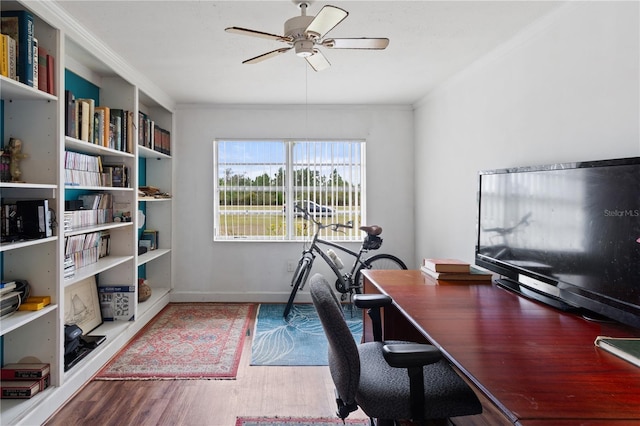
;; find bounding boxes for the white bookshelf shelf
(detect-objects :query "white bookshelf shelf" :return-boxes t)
[0,236,57,253]
[0,304,58,335]
[63,255,135,288]
[65,221,132,237]
[65,136,135,158]
[138,248,170,266]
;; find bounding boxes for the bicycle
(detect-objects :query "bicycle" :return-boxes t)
[283,204,407,319]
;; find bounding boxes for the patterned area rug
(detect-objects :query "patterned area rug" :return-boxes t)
[250,303,362,366]
[96,303,255,380]
[236,417,369,426]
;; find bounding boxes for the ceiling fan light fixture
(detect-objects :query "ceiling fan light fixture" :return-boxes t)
[226,3,389,71]
[294,39,314,57]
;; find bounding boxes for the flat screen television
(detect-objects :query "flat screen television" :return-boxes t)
[475,157,640,329]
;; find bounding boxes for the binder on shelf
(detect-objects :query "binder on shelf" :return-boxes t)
[16,199,52,239]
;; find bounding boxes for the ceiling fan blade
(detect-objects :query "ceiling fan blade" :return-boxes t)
[323,38,390,50]
[305,5,348,39]
[305,49,331,72]
[225,26,291,43]
[243,47,291,64]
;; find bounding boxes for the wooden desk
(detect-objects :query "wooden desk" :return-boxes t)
[362,269,640,425]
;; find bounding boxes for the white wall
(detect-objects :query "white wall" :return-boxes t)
[414,1,640,267]
[173,105,414,302]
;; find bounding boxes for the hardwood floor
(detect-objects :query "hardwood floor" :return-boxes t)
[44,310,369,426]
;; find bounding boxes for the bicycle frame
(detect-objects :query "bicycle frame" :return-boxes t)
[296,217,371,293]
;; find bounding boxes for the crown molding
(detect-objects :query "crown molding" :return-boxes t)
[24,0,175,111]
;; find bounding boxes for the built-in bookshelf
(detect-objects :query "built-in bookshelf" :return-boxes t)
[0,3,61,422]
[0,1,174,424]
[137,89,172,299]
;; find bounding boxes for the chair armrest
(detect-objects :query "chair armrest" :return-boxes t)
[383,344,443,421]
[353,294,392,309]
[354,294,393,342]
[382,343,442,368]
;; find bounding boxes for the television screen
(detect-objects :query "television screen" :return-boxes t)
[476,157,640,328]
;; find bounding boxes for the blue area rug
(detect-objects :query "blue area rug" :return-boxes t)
[250,303,362,366]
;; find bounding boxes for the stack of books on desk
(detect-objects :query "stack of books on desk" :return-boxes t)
[421,258,493,282]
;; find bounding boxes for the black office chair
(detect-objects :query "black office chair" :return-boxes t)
[309,273,482,425]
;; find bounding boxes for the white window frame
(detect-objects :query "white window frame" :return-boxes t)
[213,139,366,242]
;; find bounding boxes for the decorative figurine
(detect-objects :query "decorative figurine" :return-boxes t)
[8,138,28,182]
[138,278,152,302]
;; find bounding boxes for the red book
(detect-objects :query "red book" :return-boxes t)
[46,53,55,95]
[37,46,47,93]
[1,380,40,399]
[422,258,470,273]
[1,362,50,379]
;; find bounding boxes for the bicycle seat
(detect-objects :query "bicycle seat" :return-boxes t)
[360,225,382,236]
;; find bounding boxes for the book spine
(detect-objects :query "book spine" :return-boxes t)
[1,388,37,398]
[1,369,49,380]
[46,53,54,95]
[65,90,76,137]
[37,46,47,92]
[0,34,7,77]
[7,34,16,80]
[78,100,90,141]
[32,36,37,89]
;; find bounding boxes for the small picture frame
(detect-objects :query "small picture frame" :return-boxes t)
[141,229,158,250]
[64,276,103,335]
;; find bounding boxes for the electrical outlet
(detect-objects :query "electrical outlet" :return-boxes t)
[287,261,296,272]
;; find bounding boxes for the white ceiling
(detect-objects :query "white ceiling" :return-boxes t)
[54,1,564,105]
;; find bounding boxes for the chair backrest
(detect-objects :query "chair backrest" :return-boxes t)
[309,273,360,406]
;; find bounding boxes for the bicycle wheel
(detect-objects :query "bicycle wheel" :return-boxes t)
[354,254,407,293]
[283,257,312,319]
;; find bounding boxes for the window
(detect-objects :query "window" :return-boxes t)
[214,139,365,241]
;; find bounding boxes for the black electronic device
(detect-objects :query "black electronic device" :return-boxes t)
[65,200,84,211]
[475,157,640,328]
[64,324,82,355]
[64,324,106,371]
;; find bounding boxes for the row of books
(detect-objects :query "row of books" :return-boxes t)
[64,209,113,231]
[420,258,493,282]
[1,10,55,95]
[139,111,171,156]
[64,231,110,274]
[65,91,135,154]
[64,230,110,257]
[64,150,102,173]
[1,363,50,399]
[1,203,21,242]
[64,151,129,188]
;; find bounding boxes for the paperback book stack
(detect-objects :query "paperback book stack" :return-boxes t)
[0,280,21,317]
[421,258,493,283]
[0,363,50,399]
[64,230,111,272]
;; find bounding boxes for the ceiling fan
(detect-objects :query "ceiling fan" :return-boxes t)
[225,1,389,71]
